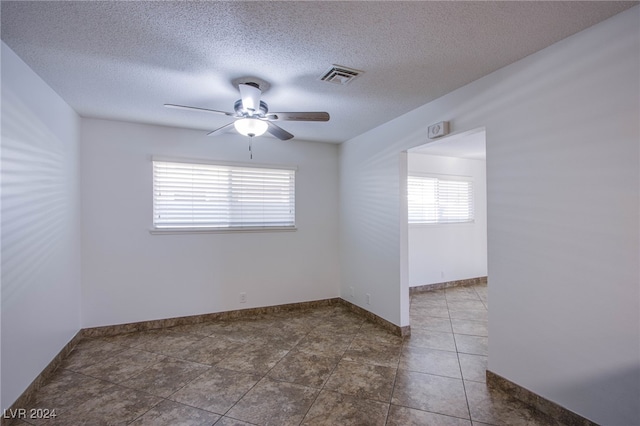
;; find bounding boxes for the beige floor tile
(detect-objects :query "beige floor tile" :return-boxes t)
[25,369,110,414]
[268,349,340,388]
[454,334,489,356]
[166,322,220,338]
[412,289,446,300]
[343,338,402,368]
[134,331,204,356]
[128,400,220,426]
[215,344,289,375]
[410,315,453,333]
[99,330,162,348]
[399,346,461,379]
[392,369,470,419]
[195,320,263,342]
[54,384,162,425]
[172,335,244,366]
[387,405,472,426]
[227,377,318,426]
[60,339,127,371]
[458,353,488,383]
[445,287,482,300]
[354,321,404,346]
[465,381,559,425]
[410,304,451,319]
[301,390,389,425]
[295,331,354,357]
[214,417,256,426]
[314,317,364,335]
[254,327,309,350]
[170,367,261,414]
[451,319,489,337]
[447,300,488,312]
[120,357,210,397]
[449,308,488,322]
[76,348,165,384]
[411,298,450,310]
[404,329,457,352]
[323,360,396,402]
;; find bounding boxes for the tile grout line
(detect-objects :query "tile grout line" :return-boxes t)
[154,344,228,421]
[472,283,489,311]
[216,325,310,423]
[388,290,479,424]
[123,343,222,425]
[445,288,474,424]
[114,321,302,424]
[384,327,407,425]
[297,319,364,425]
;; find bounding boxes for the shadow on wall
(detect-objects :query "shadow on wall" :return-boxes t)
[553,365,640,425]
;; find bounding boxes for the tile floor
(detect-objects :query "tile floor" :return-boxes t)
[16,284,558,425]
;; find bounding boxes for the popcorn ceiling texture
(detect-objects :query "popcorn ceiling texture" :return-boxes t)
[1,1,635,143]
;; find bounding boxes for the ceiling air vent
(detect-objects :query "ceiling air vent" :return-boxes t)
[319,65,363,85]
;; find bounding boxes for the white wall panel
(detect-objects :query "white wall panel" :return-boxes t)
[1,42,82,409]
[339,8,639,424]
[80,119,339,327]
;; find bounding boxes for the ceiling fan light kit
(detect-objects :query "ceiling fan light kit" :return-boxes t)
[234,118,268,137]
[165,80,330,141]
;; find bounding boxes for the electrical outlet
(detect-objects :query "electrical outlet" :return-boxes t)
[240,292,247,303]
[366,293,371,305]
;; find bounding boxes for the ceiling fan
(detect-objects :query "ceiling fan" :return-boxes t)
[165,81,330,140]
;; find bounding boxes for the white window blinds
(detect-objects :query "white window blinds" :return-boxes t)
[408,175,474,224]
[153,160,295,229]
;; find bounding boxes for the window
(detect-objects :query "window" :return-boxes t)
[408,175,474,224]
[152,159,295,231]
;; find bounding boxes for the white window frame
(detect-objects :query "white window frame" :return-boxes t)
[151,157,297,234]
[408,173,475,225]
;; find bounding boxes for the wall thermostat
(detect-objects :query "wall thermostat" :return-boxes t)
[428,121,449,139]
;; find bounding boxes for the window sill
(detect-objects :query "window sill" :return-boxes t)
[150,226,297,235]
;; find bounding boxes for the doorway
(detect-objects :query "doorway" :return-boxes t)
[406,127,487,291]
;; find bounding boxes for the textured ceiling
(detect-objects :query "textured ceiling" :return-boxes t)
[1,1,636,144]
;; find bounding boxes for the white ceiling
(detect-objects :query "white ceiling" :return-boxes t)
[1,1,636,144]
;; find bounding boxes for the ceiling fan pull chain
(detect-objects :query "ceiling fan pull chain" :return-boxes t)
[249,139,253,160]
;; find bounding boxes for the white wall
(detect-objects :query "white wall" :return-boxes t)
[339,7,639,425]
[1,42,82,409]
[340,130,408,326]
[408,153,487,287]
[80,118,339,327]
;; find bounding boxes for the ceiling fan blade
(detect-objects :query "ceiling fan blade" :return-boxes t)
[206,122,236,136]
[238,83,262,113]
[266,112,330,122]
[165,104,234,116]
[266,122,294,140]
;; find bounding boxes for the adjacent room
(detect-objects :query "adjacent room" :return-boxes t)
[1,2,638,425]
[407,128,487,291]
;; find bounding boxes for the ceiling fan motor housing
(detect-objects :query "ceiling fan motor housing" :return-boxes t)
[234,99,269,117]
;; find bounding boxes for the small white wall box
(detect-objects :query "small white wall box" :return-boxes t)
[428,121,450,139]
